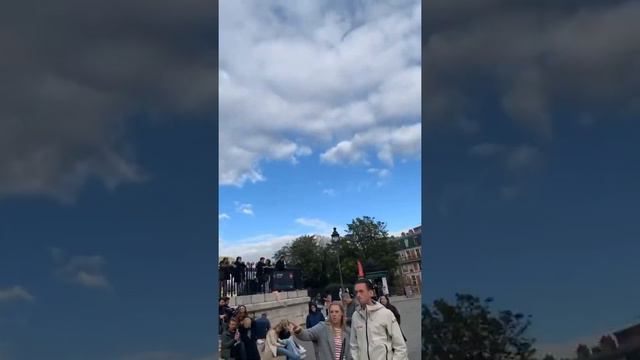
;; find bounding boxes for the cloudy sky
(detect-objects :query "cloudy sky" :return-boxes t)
[423,0,640,357]
[0,0,216,359]
[218,0,422,261]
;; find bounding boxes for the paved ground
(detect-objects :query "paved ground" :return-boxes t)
[294,296,422,360]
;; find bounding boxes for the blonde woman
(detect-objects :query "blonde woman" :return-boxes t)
[262,319,306,360]
[292,301,352,360]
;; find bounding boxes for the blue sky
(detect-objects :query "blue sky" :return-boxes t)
[219,0,422,261]
[0,121,216,360]
[219,155,421,261]
[0,0,216,358]
[424,0,640,356]
[425,111,640,355]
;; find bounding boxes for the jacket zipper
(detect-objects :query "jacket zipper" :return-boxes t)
[384,344,389,360]
[365,308,371,360]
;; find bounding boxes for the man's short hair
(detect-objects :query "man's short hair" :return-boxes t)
[260,257,265,260]
[355,278,373,290]
[261,313,267,317]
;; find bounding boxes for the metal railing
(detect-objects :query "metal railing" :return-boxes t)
[218,264,303,297]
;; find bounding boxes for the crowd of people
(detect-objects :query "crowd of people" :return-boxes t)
[220,278,408,360]
[220,256,289,297]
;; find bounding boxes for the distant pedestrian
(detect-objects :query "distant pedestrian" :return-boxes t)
[256,257,266,291]
[341,294,357,327]
[254,313,271,340]
[378,295,400,324]
[350,279,407,360]
[220,258,232,296]
[233,257,247,295]
[306,303,325,329]
[324,293,332,316]
[379,295,407,342]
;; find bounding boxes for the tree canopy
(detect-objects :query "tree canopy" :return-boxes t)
[273,216,401,291]
[273,234,328,289]
[423,294,536,360]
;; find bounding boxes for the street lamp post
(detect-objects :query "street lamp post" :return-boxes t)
[331,227,345,297]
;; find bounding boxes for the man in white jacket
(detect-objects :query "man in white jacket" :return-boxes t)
[350,279,408,360]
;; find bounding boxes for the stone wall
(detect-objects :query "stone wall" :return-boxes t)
[229,290,310,327]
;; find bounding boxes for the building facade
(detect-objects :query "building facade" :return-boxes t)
[394,225,422,296]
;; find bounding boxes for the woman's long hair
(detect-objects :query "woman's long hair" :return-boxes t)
[273,319,290,333]
[235,305,248,322]
[271,319,291,340]
[326,301,347,331]
[379,295,401,323]
[379,295,391,305]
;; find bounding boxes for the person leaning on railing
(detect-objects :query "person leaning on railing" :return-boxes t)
[233,257,247,295]
[219,258,232,296]
[264,260,274,291]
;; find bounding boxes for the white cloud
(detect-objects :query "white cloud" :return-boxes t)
[0,0,215,201]
[468,143,506,157]
[469,142,543,176]
[367,167,391,186]
[220,218,339,262]
[219,0,421,186]
[75,271,110,288]
[295,217,333,234]
[367,168,390,179]
[321,123,421,167]
[234,202,254,216]
[506,144,542,175]
[219,234,299,262]
[219,213,230,220]
[320,141,368,165]
[51,248,111,290]
[0,286,34,303]
[322,188,336,197]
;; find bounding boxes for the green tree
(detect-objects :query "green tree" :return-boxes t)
[273,235,329,289]
[332,216,399,284]
[576,344,591,359]
[598,335,617,353]
[422,294,536,360]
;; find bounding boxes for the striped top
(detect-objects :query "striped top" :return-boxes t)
[333,328,343,360]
